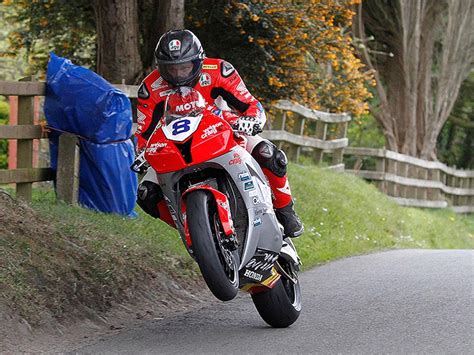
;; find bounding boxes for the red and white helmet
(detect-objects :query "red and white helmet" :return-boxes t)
[164,86,206,122]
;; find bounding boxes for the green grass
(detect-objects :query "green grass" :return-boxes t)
[0,164,473,323]
[289,164,474,267]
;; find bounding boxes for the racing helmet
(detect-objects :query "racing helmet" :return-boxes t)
[164,87,206,123]
[154,29,205,87]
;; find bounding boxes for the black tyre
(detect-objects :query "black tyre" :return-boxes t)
[251,261,301,328]
[187,190,239,301]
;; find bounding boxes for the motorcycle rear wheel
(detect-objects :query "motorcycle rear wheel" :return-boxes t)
[187,190,239,301]
[251,260,301,328]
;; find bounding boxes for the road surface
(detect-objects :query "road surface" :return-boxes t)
[72,249,473,354]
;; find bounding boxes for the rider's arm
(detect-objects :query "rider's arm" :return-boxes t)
[211,60,266,128]
[135,81,165,151]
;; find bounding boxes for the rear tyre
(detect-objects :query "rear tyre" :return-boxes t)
[251,260,301,327]
[187,190,239,301]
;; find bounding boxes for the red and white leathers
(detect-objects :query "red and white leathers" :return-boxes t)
[135,57,293,210]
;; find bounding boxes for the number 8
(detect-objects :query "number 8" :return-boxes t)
[172,119,191,135]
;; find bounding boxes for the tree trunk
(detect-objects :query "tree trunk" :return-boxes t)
[157,0,185,37]
[137,0,185,75]
[93,0,143,84]
[354,0,474,160]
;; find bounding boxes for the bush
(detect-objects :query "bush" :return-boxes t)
[0,98,9,169]
[0,98,9,121]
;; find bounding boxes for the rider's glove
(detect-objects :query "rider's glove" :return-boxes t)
[233,116,263,136]
[130,150,150,174]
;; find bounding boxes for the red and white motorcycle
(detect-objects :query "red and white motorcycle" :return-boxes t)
[132,88,301,327]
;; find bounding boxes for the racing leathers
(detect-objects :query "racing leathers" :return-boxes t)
[135,57,303,238]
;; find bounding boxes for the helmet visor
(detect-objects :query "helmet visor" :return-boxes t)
[158,60,201,86]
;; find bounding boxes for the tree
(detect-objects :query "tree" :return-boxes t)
[93,0,143,83]
[3,0,186,83]
[139,0,185,73]
[354,0,474,159]
[187,0,374,115]
[2,0,96,77]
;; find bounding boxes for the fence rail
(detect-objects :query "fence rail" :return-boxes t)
[344,147,474,213]
[262,100,351,171]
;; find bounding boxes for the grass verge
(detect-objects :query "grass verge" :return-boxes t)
[0,164,473,326]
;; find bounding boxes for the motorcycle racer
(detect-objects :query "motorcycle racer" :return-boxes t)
[135,29,303,238]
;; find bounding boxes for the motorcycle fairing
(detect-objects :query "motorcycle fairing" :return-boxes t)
[156,145,283,269]
[145,114,237,173]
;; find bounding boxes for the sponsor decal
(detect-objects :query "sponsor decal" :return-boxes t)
[252,196,260,205]
[199,73,211,87]
[248,190,258,197]
[212,108,223,118]
[137,109,146,124]
[253,217,262,227]
[202,64,218,70]
[169,39,181,51]
[244,180,255,191]
[228,152,242,165]
[159,89,174,97]
[221,61,235,78]
[201,122,223,139]
[276,179,292,195]
[175,101,200,112]
[258,144,273,158]
[236,80,250,98]
[245,251,278,272]
[146,142,167,154]
[244,269,263,281]
[238,172,251,181]
[150,77,168,91]
[137,83,150,99]
[255,208,265,215]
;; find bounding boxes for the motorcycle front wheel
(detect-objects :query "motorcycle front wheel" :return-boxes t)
[187,190,239,301]
[251,259,302,328]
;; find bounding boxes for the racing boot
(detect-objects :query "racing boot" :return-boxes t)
[275,200,304,238]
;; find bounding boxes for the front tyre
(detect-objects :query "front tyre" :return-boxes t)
[187,190,239,301]
[251,260,301,327]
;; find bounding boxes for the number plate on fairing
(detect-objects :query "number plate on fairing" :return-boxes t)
[162,114,203,142]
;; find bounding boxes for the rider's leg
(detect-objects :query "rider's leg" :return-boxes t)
[246,136,304,238]
[137,168,175,227]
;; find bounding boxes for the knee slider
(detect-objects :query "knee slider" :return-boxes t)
[252,141,288,178]
[137,181,163,218]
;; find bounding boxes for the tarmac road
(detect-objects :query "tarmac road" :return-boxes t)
[72,249,473,354]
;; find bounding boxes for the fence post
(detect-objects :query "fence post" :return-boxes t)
[375,152,386,193]
[287,113,304,162]
[16,77,35,201]
[332,121,348,166]
[56,133,80,205]
[271,109,286,149]
[313,120,327,164]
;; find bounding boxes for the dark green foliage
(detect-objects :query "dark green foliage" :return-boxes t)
[437,72,474,169]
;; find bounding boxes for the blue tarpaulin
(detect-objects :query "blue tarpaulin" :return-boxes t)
[44,53,137,217]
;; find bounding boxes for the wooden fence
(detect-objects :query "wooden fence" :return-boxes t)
[262,100,351,171]
[1,80,472,213]
[0,80,80,203]
[344,147,474,213]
